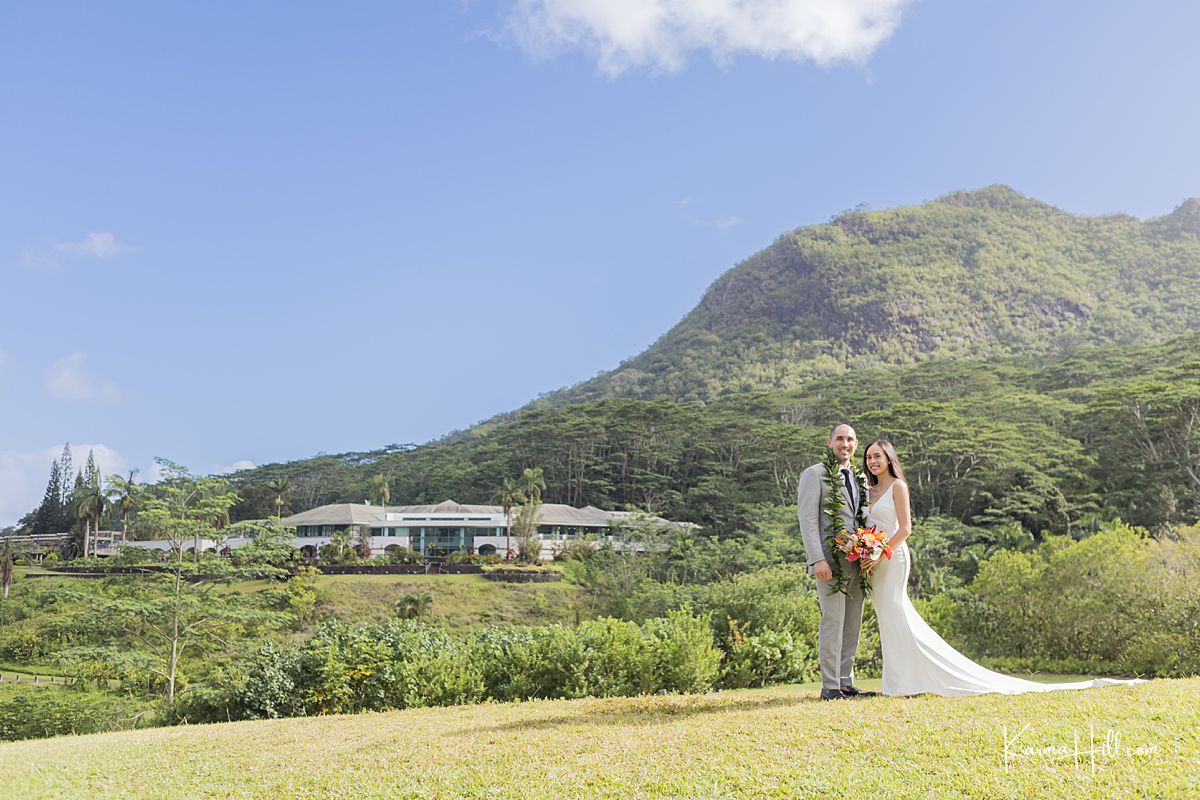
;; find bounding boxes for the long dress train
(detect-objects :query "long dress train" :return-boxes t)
[867,480,1147,697]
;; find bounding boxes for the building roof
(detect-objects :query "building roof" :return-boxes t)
[280,503,385,527]
[280,500,685,530]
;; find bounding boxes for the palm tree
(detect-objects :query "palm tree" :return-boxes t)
[1,536,14,600]
[394,591,432,620]
[266,477,293,518]
[495,477,526,559]
[107,470,140,542]
[75,486,109,559]
[370,474,391,508]
[516,468,547,564]
[521,467,546,506]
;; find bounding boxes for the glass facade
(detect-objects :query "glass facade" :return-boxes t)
[295,525,344,537]
[374,525,506,555]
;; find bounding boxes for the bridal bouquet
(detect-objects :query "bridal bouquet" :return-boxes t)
[834,525,893,573]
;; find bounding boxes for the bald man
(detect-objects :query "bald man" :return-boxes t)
[797,423,874,700]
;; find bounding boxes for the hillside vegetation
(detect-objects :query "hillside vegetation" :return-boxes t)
[1,677,1192,800]
[540,186,1200,404]
[229,334,1200,536]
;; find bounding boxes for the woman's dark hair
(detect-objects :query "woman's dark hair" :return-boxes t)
[863,439,906,486]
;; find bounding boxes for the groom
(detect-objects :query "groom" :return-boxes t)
[797,423,875,700]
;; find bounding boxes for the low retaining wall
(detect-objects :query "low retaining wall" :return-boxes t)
[314,564,485,575]
[42,563,491,577]
[481,570,562,582]
[46,566,166,574]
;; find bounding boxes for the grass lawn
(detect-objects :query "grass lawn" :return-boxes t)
[0,662,67,678]
[0,682,69,700]
[64,570,587,632]
[301,573,591,631]
[10,566,57,578]
[2,676,1194,799]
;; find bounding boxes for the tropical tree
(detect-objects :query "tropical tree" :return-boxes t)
[494,477,526,559]
[511,502,544,564]
[74,481,110,559]
[1,535,14,600]
[74,460,283,705]
[370,474,391,508]
[107,470,141,540]
[520,467,546,506]
[145,460,240,560]
[266,477,293,518]
[394,591,433,619]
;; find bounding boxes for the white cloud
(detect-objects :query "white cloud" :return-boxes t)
[0,444,133,528]
[20,231,137,270]
[143,460,167,486]
[505,0,911,76]
[214,460,257,475]
[0,456,35,528]
[45,353,123,403]
[709,215,743,231]
[53,231,135,259]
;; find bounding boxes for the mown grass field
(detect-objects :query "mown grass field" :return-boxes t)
[285,572,589,631]
[311,573,586,629]
[2,676,1194,799]
[16,568,590,634]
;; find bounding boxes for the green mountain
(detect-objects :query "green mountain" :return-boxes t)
[531,185,1200,405]
[220,186,1200,532]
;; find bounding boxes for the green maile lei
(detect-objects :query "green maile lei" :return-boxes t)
[822,449,869,596]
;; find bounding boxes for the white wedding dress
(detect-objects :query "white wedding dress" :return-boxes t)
[867,480,1147,697]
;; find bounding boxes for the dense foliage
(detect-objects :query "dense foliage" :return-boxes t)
[933,523,1200,677]
[0,685,151,741]
[223,335,1200,538]
[180,609,724,722]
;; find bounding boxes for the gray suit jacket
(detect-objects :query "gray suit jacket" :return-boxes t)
[797,462,862,575]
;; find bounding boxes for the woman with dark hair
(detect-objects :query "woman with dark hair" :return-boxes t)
[860,439,1144,697]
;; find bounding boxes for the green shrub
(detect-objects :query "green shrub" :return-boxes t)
[111,546,152,566]
[697,564,820,640]
[285,567,320,623]
[575,617,657,697]
[720,623,815,689]
[0,620,49,661]
[394,592,433,620]
[226,642,301,720]
[642,608,722,693]
[0,689,153,741]
[482,624,587,700]
[945,523,1200,676]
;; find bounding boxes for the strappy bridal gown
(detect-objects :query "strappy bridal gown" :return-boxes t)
[867,479,1147,697]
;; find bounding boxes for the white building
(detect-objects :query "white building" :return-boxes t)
[121,499,689,560]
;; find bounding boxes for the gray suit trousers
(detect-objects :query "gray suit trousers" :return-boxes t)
[814,553,865,690]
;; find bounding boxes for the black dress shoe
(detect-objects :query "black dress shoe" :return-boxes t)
[839,685,878,697]
[820,688,848,701]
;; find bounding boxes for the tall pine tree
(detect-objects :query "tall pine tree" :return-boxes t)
[32,462,65,535]
[84,450,99,490]
[58,443,73,506]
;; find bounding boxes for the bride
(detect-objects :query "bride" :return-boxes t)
[860,439,1146,697]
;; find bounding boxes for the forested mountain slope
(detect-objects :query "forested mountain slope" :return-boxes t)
[531,185,1200,405]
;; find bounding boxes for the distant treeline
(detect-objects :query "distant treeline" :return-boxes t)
[229,335,1200,538]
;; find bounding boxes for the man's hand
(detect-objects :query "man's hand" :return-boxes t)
[813,560,833,581]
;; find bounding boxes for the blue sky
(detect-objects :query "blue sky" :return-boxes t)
[2,1,1199,524]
